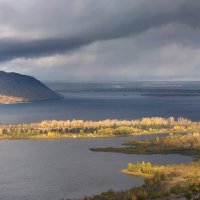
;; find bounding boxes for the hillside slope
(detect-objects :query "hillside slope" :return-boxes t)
[0,71,61,103]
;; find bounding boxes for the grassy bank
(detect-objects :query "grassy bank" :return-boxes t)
[82,134,200,200]
[82,165,200,200]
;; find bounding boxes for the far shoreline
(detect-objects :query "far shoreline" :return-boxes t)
[0,96,63,105]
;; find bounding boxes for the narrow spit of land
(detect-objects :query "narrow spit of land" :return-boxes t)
[90,134,200,156]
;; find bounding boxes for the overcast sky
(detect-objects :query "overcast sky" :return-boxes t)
[0,0,200,81]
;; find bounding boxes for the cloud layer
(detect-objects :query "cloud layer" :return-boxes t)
[0,0,200,81]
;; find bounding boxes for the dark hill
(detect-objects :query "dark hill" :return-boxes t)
[0,71,62,103]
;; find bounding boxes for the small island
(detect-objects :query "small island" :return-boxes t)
[0,71,62,104]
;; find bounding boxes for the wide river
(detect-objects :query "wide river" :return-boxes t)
[0,135,193,200]
[0,82,200,123]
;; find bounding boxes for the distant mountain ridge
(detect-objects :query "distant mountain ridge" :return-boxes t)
[0,71,61,103]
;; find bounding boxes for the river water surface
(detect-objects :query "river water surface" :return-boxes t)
[0,135,193,200]
[0,82,200,123]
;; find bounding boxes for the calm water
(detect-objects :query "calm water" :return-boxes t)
[0,81,200,123]
[0,136,193,200]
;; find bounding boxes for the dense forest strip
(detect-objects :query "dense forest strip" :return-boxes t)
[0,117,199,139]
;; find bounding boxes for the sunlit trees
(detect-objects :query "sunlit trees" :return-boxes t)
[0,117,199,139]
[128,161,158,175]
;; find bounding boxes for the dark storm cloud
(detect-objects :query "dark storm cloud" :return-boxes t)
[0,0,200,62]
[0,37,91,62]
